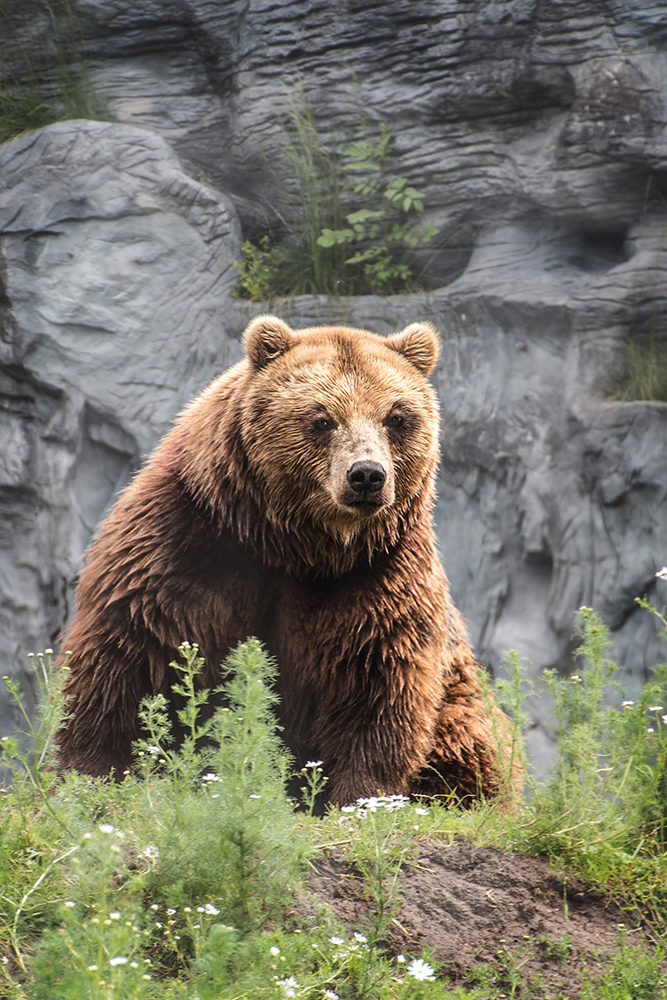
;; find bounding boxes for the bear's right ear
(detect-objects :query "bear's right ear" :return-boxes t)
[243,315,296,370]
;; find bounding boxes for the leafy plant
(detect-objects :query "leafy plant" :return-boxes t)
[529,602,667,863]
[316,123,438,294]
[338,794,415,945]
[135,639,305,936]
[538,933,572,963]
[234,86,437,299]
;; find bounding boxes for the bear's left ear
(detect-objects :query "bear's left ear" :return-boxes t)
[385,322,440,375]
[243,315,296,370]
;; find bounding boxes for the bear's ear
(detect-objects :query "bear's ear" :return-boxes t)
[385,322,440,375]
[243,315,296,370]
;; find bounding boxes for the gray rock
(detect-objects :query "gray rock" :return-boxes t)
[0,120,241,730]
[2,1,667,773]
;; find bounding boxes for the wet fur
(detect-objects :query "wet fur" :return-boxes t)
[56,318,511,805]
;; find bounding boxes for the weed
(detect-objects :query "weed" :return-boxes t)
[581,927,667,1000]
[526,603,667,861]
[0,0,103,145]
[298,758,329,816]
[616,331,667,403]
[478,648,531,808]
[316,122,438,294]
[537,933,572,963]
[338,794,415,945]
[234,84,437,299]
[495,939,535,998]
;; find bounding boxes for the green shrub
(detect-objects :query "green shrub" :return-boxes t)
[234,87,437,299]
[529,604,667,860]
[315,123,438,295]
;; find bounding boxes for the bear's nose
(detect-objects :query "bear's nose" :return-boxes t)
[347,460,386,494]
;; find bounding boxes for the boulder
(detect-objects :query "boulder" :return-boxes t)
[0,120,241,731]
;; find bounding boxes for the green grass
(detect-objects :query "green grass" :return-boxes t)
[0,0,103,145]
[2,597,667,997]
[614,332,667,404]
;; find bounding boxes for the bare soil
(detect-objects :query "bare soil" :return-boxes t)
[305,842,649,997]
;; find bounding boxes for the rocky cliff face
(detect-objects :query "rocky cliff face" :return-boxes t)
[1,0,667,768]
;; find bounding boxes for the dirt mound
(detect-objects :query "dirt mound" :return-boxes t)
[307,843,640,997]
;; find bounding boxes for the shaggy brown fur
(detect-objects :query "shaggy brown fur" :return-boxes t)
[56,316,512,805]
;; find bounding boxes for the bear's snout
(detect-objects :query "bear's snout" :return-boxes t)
[347,460,387,495]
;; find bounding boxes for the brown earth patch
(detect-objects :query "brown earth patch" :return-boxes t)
[305,842,650,997]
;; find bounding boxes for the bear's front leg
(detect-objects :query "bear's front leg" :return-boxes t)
[56,634,159,779]
[313,648,444,806]
[413,689,521,805]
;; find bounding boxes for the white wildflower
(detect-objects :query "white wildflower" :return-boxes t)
[249,794,262,799]
[109,956,128,967]
[305,760,323,768]
[353,932,367,943]
[415,807,428,816]
[397,954,406,963]
[355,794,409,816]
[649,706,664,713]
[202,773,221,782]
[109,911,121,920]
[324,992,339,999]
[88,964,98,971]
[622,701,634,708]
[329,936,344,945]
[655,567,667,581]
[204,903,220,915]
[648,728,655,733]
[407,958,436,981]
[277,976,299,997]
[143,845,159,860]
[64,901,76,908]
[270,946,281,957]
[99,823,115,834]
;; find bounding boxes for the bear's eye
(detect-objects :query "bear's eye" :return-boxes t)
[384,412,405,429]
[312,416,335,432]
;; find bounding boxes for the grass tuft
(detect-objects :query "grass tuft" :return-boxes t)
[0,0,103,145]
[614,332,667,403]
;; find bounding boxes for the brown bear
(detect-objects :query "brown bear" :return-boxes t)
[56,315,513,806]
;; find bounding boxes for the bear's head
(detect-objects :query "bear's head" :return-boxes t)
[237,315,440,550]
